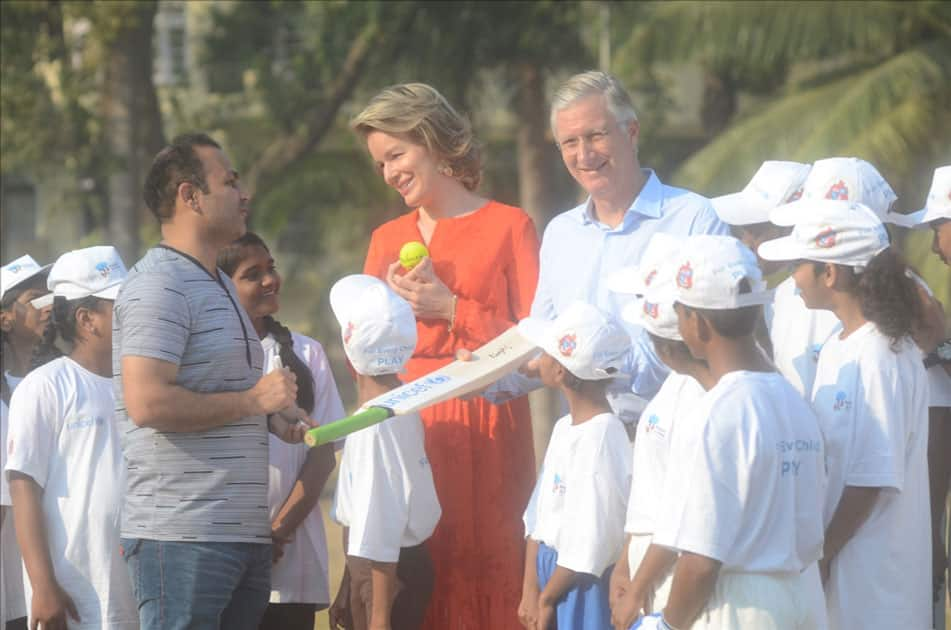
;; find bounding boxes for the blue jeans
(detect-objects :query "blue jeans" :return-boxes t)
[120,537,271,630]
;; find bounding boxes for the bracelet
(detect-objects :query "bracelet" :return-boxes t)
[449,294,458,331]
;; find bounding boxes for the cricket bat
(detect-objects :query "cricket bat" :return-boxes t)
[304,326,539,447]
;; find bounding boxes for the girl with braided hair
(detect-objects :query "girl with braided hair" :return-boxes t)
[6,246,137,630]
[1,254,52,630]
[219,232,343,630]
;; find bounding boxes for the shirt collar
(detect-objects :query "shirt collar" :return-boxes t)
[569,169,664,228]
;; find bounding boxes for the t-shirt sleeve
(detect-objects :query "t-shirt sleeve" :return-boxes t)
[116,271,191,365]
[845,352,904,490]
[653,407,744,563]
[345,426,411,563]
[4,377,58,489]
[555,436,631,576]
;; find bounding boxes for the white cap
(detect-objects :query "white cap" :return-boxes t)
[606,233,682,296]
[711,161,812,225]
[777,157,900,223]
[329,274,417,376]
[898,165,951,228]
[672,235,771,310]
[1,255,51,302]
[31,246,127,309]
[759,200,889,268]
[518,301,629,381]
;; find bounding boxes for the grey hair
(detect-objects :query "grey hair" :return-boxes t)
[549,70,638,137]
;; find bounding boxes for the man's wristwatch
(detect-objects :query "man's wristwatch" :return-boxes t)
[924,339,951,369]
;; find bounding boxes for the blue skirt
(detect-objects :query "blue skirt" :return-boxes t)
[536,542,613,630]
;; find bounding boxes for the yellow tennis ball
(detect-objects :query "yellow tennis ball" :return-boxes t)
[399,241,429,270]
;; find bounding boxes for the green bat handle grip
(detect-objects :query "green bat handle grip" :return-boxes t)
[304,406,393,447]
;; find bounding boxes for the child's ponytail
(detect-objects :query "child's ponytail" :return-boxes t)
[850,248,922,350]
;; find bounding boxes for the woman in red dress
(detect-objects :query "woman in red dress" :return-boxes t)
[352,83,540,630]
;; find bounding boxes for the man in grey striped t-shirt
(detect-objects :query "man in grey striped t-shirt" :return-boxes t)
[113,133,307,630]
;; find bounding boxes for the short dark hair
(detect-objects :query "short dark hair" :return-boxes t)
[143,132,221,221]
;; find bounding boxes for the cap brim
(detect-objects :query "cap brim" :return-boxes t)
[757,235,808,262]
[29,292,54,309]
[605,266,644,295]
[767,201,808,227]
[3,263,52,301]
[711,192,771,226]
[93,283,121,301]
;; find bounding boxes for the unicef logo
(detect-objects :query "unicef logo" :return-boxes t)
[645,414,660,432]
[833,391,852,411]
[95,262,112,278]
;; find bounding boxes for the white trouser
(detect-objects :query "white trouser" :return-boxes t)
[687,570,821,630]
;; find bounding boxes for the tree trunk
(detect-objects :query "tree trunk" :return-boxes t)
[514,62,561,463]
[100,1,165,261]
[515,63,557,227]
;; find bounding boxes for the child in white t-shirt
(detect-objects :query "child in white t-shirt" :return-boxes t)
[218,233,343,629]
[327,274,441,630]
[759,200,932,630]
[709,159,842,396]
[636,235,826,630]
[5,246,137,630]
[517,301,632,630]
[605,240,714,629]
[1,254,52,629]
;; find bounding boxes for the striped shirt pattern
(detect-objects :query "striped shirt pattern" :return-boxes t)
[113,245,269,543]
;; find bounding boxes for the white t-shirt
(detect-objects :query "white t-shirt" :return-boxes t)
[625,372,705,535]
[1,372,26,623]
[4,358,137,630]
[654,371,826,574]
[262,332,345,605]
[523,412,632,577]
[768,277,841,398]
[333,409,440,563]
[811,322,930,629]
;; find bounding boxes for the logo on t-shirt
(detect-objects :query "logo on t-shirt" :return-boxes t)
[644,269,658,287]
[826,180,849,200]
[676,262,693,289]
[833,390,852,411]
[552,473,566,496]
[66,416,104,430]
[815,227,837,249]
[558,334,577,357]
[644,413,667,439]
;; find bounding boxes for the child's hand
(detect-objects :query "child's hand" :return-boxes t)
[536,595,556,630]
[329,571,353,630]
[517,583,540,628]
[609,562,631,610]
[611,583,649,630]
[32,580,81,630]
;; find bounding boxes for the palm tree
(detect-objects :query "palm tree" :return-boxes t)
[616,0,951,300]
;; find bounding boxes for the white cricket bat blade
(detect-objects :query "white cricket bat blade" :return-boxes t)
[361,326,538,415]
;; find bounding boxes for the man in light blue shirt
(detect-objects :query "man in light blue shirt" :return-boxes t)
[491,71,728,422]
